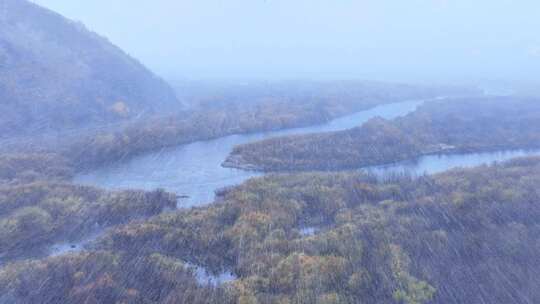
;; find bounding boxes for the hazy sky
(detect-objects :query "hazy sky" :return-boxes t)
[32,0,540,83]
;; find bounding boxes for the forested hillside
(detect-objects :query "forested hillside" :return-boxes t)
[224,96,540,171]
[2,157,540,303]
[0,0,180,137]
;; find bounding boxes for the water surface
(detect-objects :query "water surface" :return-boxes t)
[48,231,102,257]
[367,149,540,177]
[188,264,237,286]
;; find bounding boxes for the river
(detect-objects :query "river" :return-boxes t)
[74,99,426,207]
[74,98,540,208]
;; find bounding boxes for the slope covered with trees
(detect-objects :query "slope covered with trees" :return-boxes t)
[224,96,540,171]
[2,157,540,303]
[0,0,180,137]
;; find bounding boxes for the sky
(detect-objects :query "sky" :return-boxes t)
[32,0,540,84]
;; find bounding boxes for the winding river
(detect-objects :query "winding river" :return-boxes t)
[75,98,540,208]
[67,97,540,285]
[74,99,426,207]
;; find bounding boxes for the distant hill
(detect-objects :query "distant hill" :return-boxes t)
[0,0,181,137]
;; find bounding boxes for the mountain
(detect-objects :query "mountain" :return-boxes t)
[0,0,181,137]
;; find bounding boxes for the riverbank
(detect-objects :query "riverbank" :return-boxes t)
[0,154,177,265]
[223,96,540,172]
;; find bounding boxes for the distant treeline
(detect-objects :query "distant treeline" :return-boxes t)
[2,157,540,303]
[224,96,540,171]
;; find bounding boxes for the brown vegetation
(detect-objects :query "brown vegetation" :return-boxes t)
[0,154,176,263]
[3,157,539,303]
